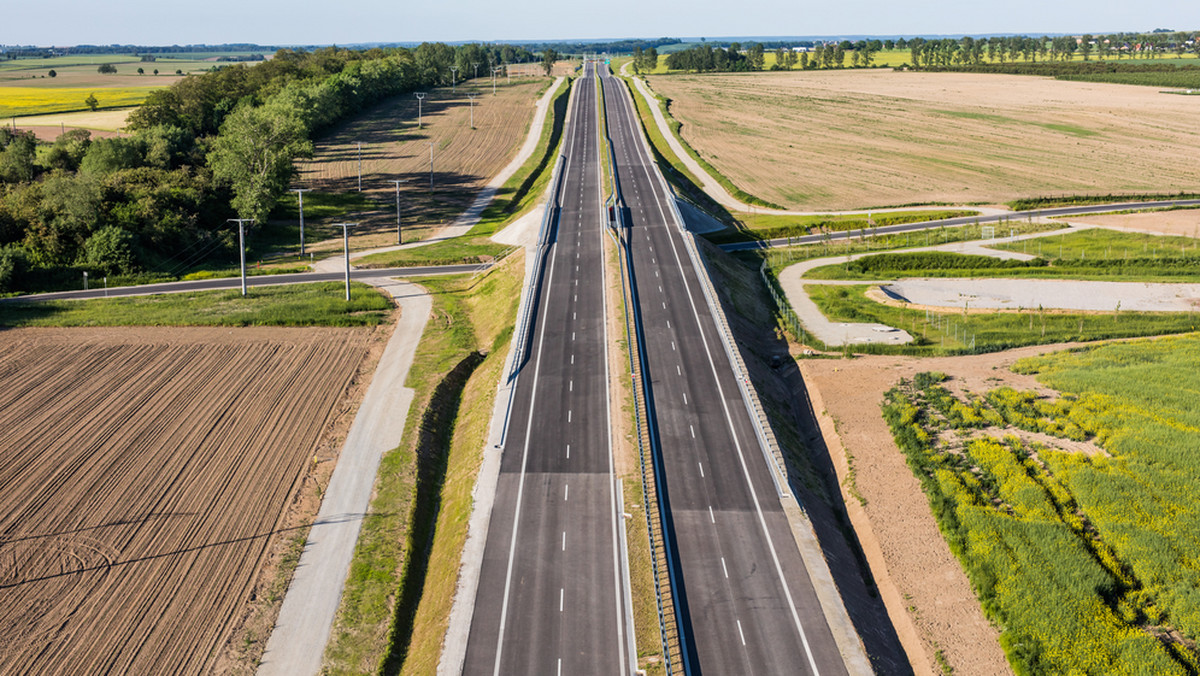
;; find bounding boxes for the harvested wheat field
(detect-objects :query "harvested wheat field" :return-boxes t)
[295,79,550,237]
[648,70,1200,211]
[0,327,374,675]
[1068,208,1200,237]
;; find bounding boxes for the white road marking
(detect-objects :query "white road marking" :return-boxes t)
[562,531,566,551]
[560,588,564,612]
[690,425,695,438]
[571,354,574,364]
[570,380,573,392]
[667,320,671,328]
[568,410,572,423]
[565,484,569,501]
[671,341,676,351]
[558,659,562,676]
[659,286,663,293]
[709,505,715,523]
[662,302,666,309]
[572,332,576,341]
[683,392,687,405]
[676,365,681,376]
[573,312,576,320]
[698,462,704,477]
[737,620,746,646]
[722,557,729,579]
[567,444,570,458]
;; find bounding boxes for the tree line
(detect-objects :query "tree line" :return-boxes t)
[663,40,884,72]
[906,32,1200,69]
[0,42,543,293]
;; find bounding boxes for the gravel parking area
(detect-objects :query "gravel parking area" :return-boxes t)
[883,278,1200,313]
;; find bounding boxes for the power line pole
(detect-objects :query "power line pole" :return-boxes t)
[390,179,408,244]
[228,218,255,296]
[450,65,458,92]
[291,188,311,256]
[467,91,478,129]
[335,222,355,301]
[415,92,426,128]
[472,62,479,80]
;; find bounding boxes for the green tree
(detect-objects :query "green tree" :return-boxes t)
[80,137,144,176]
[81,225,138,274]
[209,101,311,222]
[0,130,37,183]
[48,69,56,78]
[541,48,559,76]
[97,63,117,74]
[137,67,144,75]
[42,128,92,172]
[85,93,99,111]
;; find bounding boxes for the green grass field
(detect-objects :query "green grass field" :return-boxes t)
[882,334,1200,673]
[990,228,1200,261]
[0,281,392,327]
[806,283,1197,354]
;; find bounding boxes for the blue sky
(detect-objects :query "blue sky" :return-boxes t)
[4,0,1198,46]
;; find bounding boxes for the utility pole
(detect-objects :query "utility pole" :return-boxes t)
[450,65,458,92]
[390,179,408,244]
[291,188,311,255]
[335,223,355,301]
[356,141,362,192]
[415,92,426,128]
[228,218,255,296]
[472,62,479,80]
[467,91,478,129]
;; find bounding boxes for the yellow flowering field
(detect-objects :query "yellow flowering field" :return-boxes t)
[0,86,158,118]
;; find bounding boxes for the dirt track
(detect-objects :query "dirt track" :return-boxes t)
[0,327,373,675]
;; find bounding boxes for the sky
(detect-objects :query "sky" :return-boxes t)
[4,0,1199,46]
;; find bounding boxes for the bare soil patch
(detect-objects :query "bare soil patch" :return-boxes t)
[797,343,1093,675]
[0,326,378,675]
[295,80,549,247]
[1071,209,1200,237]
[649,70,1200,211]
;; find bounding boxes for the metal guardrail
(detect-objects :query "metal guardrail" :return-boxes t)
[637,108,792,501]
[608,223,683,676]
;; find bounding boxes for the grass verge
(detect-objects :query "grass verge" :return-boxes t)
[705,209,981,245]
[1007,192,1200,211]
[321,253,523,674]
[0,281,392,327]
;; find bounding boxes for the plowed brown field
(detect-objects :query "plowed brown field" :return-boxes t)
[0,327,373,675]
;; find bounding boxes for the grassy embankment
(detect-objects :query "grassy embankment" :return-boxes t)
[703,209,981,245]
[1008,193,1200,210]
[355,77,570,269]
[0,281,391,327]
[882,334,1200,673]
[322,253,523,675]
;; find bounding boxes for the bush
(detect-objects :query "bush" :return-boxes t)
[81,226,138,275]
[0,244,30,292]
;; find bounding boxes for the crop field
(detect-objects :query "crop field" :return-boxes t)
[647,70,1200,210]
[0,326,374,674]
[0,85,160,118]
[291,79,549,245]
[882,334,1200,673]
[991,227,1200,260]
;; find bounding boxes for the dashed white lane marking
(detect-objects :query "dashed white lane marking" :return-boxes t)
[690,424,695,438]
[709,506,716,523]
[737,620,746,646]
[570,379,573,392]
[572,332,576,341]
[722,557,729,578]
[659,286,663,293]
[671,341,676,351]
[698,462,704,477]
[568,410,572,423]
[676,365,681,376]
[573,311,576,320]
[683,392,688,405]
[560,588,564,612]
[571,354,574,364]
[562,531,566,551]
[565,484,569,501]
[566,444,570,458]
[667,320,671,328]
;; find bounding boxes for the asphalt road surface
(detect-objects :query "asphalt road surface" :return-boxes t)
[722,200,1200,252]
[463,62,631,675]
[602,66,849,675]
[5,264,490,302]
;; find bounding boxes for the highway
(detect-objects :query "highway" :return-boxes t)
[463,62,631,674]
[3,264,490,302]
[722,199,1200,252]
[601,67,849,674]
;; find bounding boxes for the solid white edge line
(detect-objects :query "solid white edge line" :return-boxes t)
[491,70,582,676]
[620,77,822,675]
